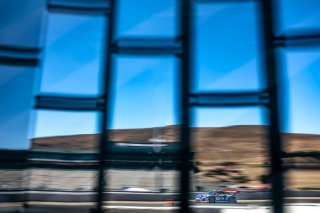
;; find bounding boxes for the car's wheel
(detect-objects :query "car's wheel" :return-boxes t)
[228,197,237,203]
[208,197,215,203]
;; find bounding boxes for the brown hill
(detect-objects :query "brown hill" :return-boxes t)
[31,125,320,164]
[31,125,320,188]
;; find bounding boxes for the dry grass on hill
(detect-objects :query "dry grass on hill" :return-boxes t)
[31,125,320,189]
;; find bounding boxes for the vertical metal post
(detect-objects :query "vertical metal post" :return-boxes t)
[96,0,115,212]
[260,1,284,213]
[179,0,192,212]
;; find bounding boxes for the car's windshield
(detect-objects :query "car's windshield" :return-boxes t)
[208,190,216,195]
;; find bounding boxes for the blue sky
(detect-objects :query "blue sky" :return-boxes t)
[1,0,320,149]
[31,0,320,137]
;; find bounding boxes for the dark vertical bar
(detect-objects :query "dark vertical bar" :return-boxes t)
[23,152,30,209]
[259,1,283,213]
[96,0,115,212]
[179,0,192,213]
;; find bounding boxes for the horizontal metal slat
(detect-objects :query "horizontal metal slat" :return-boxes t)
[195,0,259,3]
[0,45,40,67]
[283,151,320,158]
[35,95,106,111]
[190,91,269,107]
[274,31,320,47]
[0,150,185,170]
[48,0,110,15]
[112,37,182,55]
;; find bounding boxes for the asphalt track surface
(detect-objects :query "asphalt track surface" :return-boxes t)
[1,190,320,202]
[0,191,319,212]
[0,201,319,213]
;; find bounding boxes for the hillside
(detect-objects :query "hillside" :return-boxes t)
[31,125,320,164]
[30,125,320,189]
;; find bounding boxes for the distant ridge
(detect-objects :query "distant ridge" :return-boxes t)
[31,125,320,163]
[28,125,320,188]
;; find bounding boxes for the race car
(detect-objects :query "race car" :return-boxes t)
[194,189,239,203]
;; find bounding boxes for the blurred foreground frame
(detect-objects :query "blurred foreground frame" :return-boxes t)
[0,0,320,213]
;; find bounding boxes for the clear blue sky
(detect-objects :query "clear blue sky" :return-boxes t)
[1,0,320,149]
[33,0,320,137]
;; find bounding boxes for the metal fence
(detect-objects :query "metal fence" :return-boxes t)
[1,0,320,213]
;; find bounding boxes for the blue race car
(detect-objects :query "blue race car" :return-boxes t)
[194,189,239,203]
